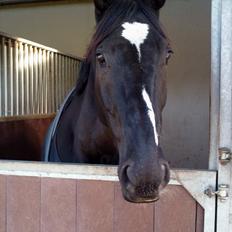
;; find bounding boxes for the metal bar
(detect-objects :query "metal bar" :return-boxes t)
[70,59,73,90]
[38,48,43,114]
[72,59,75,84]
[58,54,62,108]
[59,55,62,103]
[2,37,7,116]
[54,52,58,111]
[42,49,47,114]
[50,52,55,113]
[61,55,65,102]
[46,50,50,114]
[64,56,67,96]
[14,41,19,115]
[0,37,2,117]
[8,39,13,116]
[18,42,24,115]
[33,47,38,114]
[24,43,29,115]
[69,59,73,88]
[28,45,34,115]
[67,58,71,93]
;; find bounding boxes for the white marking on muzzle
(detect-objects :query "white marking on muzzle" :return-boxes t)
[142,88,159,145]
[121,22,149,61]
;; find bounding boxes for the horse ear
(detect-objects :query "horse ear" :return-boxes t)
[148,0,166,10]
[94,0,114,23]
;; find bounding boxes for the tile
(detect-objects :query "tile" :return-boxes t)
[196,203,204,232]
[41,178,76,232]
[154,185,196,232]
[77,180,114,232]
[7,176,40,232]
[114,183,154,232]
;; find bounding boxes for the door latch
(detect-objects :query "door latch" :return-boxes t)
[204,184,229,202]
[219,147,232,165]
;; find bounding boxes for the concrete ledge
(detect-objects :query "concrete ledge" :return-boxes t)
[0,160,215,185]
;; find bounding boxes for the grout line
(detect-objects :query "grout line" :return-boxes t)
[153,201,155,232]
[5,176,7,232]
[39,178,42,232]
[195,202,198,232]
[76,180,78,232]
[113,182,116,232]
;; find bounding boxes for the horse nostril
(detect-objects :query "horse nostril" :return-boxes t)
[120,164,136,194]
[121,164,132,186]
[160,162,170,185]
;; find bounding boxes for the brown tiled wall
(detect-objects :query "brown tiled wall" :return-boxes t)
[0,117,54,161]
[0,175,204,232]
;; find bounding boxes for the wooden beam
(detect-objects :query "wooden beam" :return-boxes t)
[0,0,71,6]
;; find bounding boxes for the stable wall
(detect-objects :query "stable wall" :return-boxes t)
[161,0,211,169]
[0,0,211,169]
[0,1,95,56]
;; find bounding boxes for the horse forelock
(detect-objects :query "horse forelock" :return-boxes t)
[75,0,168,95]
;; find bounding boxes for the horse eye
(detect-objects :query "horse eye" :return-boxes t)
[96,53,106,67]
[166,49,173,65]
[166,49,174,65]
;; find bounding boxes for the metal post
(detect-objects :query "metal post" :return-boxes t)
[209,0,221,170]
[216,0,232,231]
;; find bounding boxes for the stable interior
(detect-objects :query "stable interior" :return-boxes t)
[0,0,211,170]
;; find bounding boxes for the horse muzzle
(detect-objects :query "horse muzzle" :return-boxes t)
[118,160,170,203]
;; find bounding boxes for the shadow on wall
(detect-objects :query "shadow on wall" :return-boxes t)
[161,0,211,169]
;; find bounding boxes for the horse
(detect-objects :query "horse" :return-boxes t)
[43,0,172,203]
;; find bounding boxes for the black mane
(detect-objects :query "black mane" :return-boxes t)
[75,0,167,95]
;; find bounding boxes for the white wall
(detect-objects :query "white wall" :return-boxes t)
[161,0,211,169]
[0,1,95,56]
[0,0,211,169]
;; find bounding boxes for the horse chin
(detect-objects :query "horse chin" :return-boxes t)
[121,183,160,203]
[122,190,160,203]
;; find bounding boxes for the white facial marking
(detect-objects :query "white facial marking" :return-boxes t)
[142,87,159,145]
[121,22,149,61]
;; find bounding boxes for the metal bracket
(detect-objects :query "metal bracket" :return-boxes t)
[219,147,232,165]
[205,184,229,202]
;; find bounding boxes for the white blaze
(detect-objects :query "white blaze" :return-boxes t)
[142,88,159,145]
[121,22,149,61]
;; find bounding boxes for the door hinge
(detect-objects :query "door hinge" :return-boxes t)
[204,184,229,202]
[219,147,232,165]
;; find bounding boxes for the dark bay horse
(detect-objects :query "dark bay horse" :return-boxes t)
[43,0,172,203]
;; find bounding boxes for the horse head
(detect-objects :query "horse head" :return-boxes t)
[91,0,171,202]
